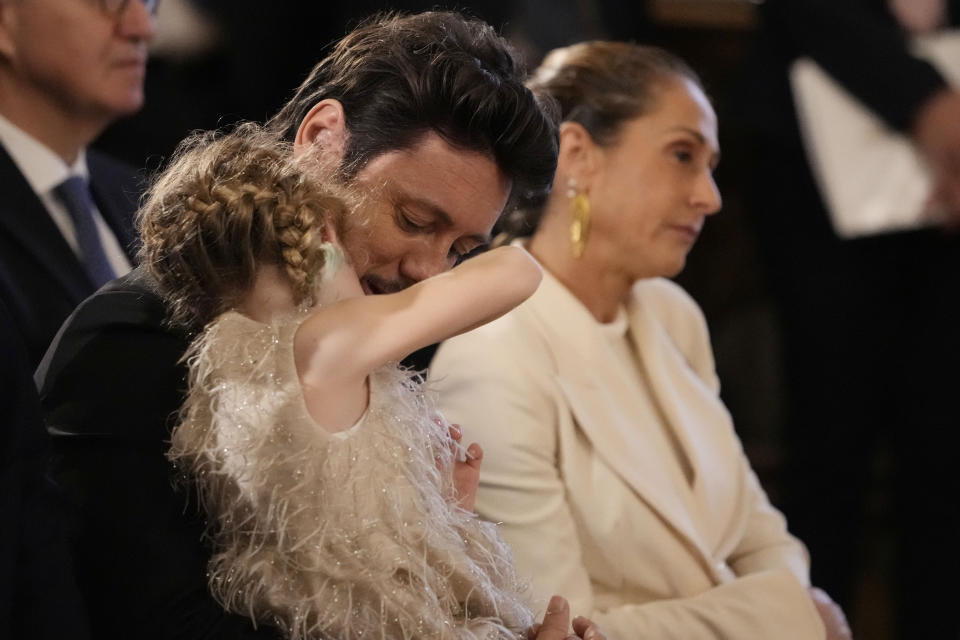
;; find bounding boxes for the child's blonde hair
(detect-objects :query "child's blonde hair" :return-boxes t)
[138,123,351,329]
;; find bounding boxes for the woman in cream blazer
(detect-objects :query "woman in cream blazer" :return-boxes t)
[429,42,847,640]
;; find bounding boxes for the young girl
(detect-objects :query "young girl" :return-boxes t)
[138,125,543,639]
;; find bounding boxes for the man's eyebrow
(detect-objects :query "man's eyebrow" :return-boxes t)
[401,196,492,245]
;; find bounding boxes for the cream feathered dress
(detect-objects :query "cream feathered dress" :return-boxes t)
[169,311,533,640]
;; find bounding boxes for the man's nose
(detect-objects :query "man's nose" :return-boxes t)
[400,245,456,283]
[117,0,157,41]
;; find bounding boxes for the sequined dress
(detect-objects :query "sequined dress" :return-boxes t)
[170,311,533,639]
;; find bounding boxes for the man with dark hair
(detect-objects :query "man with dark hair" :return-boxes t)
[269,11,558,296]
[35,11,584,640]
[269,12,556,202]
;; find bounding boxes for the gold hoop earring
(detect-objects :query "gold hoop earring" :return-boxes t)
[568,181,591,258]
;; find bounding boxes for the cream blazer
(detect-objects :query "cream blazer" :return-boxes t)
[429,271,825,639]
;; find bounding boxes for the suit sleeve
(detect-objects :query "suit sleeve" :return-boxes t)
[37,289,282,640]
[725,455,812,585]
[763,0,948,131]
[430,325,824,640]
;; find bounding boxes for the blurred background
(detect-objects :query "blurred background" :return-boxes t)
[93,1,903,637]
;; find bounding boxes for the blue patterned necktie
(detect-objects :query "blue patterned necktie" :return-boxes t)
[53,175,116,287]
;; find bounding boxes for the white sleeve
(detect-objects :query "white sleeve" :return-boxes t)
[591,570,824,640]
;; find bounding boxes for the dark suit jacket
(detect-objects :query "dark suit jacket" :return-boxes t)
[0,142,140,369]
[36,268,282,639]
[1,298,90,640]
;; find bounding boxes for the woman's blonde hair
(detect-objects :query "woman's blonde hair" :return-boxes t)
[138,123,351,329]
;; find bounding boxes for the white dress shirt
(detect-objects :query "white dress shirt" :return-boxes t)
[0,112,132,277]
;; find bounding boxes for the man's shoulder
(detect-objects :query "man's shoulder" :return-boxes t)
[0,140,40,211]
[36,268,187,399]
[87,148,142,189]
[37,268,192,440]
[73,267,169,327]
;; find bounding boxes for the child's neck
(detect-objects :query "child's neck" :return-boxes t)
[239,264,297,323]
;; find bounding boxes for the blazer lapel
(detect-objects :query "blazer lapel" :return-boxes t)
[627,291,744,552]
[527,273,713,561]
[0,145,94,299]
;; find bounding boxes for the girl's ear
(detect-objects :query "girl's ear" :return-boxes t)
[319,222,340,246]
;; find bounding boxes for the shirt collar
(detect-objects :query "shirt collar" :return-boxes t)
[537,265,629,336]
[0,112,89,195]
[600,303,629,337]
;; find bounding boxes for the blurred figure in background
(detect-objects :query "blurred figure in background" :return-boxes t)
[431,41,850,640]
[0,0,156,368]
[739,1,960,637]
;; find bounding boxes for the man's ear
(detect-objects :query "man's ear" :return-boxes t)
[557,121,600,187]
[293,99,347,164]
[0,0,21,61]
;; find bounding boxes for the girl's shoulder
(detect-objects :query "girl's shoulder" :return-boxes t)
[185,310,313,398]
[198,309,308,354]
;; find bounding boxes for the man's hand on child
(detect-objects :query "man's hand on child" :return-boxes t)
[527,596,607,640]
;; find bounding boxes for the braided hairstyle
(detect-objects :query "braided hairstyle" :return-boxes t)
[138,123,352,330]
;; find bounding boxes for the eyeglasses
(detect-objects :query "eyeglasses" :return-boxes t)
[95,0,160,17]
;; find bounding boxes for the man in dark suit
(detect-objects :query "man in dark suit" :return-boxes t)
[35,11,584,640]
[0,0,157,368]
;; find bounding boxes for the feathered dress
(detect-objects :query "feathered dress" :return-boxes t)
[169,311,534,639]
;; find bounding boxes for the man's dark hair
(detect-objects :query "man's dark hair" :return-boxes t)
[267,11,558,209]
